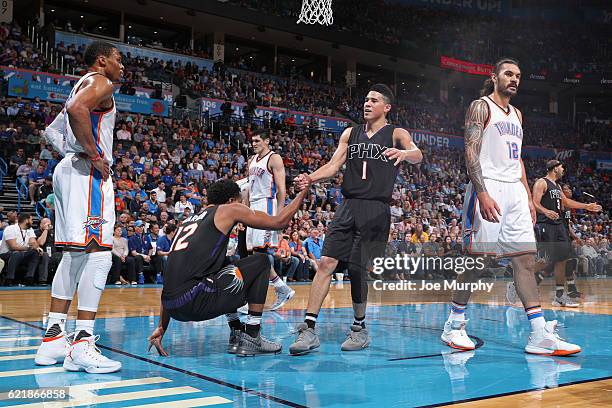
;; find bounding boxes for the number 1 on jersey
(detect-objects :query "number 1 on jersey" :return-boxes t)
[362,161,367,180]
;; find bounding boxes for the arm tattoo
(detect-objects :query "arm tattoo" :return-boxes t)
[464,99,489,193]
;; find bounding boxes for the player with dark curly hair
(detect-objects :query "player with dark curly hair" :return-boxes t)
[148,179,309,357]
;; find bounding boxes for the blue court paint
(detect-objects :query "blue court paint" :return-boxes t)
[0,303,610,407]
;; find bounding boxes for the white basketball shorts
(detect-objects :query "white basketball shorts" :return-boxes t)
[462,179,536,257]
[54,154,115,249]
[246,197,279,251]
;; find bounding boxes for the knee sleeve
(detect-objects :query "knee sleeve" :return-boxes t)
[51,252,87,300]
[77,251,112,312]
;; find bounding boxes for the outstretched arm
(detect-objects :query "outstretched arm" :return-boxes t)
[306,127,350,184]
[216,187,309,233]
[385,128,423,165]
[561,190,602,212]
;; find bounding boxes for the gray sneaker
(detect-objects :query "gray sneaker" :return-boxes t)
[235,331,282,357]
[289,323,320,355]
[269,287,295,311]
[340,325,370,351]
[227,329,240,354]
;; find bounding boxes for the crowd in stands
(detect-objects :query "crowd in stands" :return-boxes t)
[0,90,609,286]
[228,0,612,75]
[2,15,606,151]
[0,16,609,285]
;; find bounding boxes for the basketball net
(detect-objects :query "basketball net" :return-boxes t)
[297,0,333,26]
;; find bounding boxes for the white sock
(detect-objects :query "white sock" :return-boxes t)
[530,316,546,332]
[448,301,466,322]
[75,319,95,337]
[47,312,67,333]
[526,306,546,332]
[270,275,287,290]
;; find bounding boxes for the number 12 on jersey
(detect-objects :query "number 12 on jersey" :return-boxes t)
[505,141,519,160]
[170,223,197,252]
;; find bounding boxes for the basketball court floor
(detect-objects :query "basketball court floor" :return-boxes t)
[0,279,610,407]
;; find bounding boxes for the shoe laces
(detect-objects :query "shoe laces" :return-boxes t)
[347,326,364,342]
[295,324,311,342]
[77,335,106,361]
[545,321,565,341]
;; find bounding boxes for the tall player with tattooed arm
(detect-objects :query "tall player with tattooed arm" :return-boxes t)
[289,84,422,355]
[440,58,581,356]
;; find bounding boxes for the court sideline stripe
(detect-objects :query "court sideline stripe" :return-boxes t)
[0,315,307,408]
[418,375,612,407]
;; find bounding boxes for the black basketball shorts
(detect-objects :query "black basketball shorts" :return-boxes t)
[163,253,270,322]
[534,222,573,264]
[322,198,391,269]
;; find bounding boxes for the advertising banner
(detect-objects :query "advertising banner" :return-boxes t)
[440,56,493,76]
[201,97,351,132]
[407,129,611,162]
[5,67,169,116]
[56,31,214,71]
[387,0,508,15]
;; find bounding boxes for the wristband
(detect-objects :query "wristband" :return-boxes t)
[89,154,102,162]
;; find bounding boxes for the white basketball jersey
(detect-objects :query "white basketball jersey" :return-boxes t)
[64,72,116,164]
[480,96,523,182]
[248,151,276,201]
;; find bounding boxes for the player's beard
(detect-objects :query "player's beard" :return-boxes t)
[497,81,517,98]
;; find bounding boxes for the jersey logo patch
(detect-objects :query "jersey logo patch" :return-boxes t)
[83,216,108,230]
[218,265,244,294]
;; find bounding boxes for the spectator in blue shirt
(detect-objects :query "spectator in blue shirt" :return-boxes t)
[47,151,61,173]
[128,220,152,283]
[156,223,176,276]
[147,223,164,282]
[144,191,160,215]
[28,164,48,205]
[161,168,175,186]
[303,229,324,272]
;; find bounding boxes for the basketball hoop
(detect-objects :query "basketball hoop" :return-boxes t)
[297,0,333,26]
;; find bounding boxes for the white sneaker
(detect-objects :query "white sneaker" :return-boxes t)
[237,304,249,314]
[524,320,581,356]
[552,294,579,308]
[441,320,475,350]
[35,332,69,365]
[269,287,295,311]
[63,335,122,373]
[506,281,518,305]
